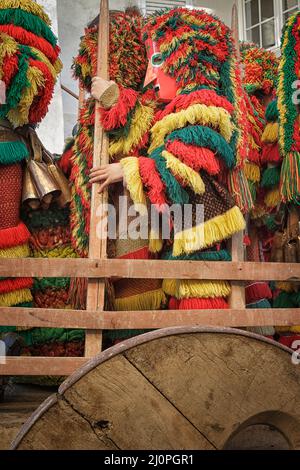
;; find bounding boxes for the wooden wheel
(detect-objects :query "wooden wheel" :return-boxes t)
[12,327,300,450]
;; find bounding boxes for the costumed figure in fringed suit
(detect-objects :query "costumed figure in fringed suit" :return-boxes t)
[239,43,279,336]
[0,1,83,378]
[64,6,247,344]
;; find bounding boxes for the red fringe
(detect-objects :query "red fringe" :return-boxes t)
[0,24,60,64]
[278,335,300,350]
[139,157,168,208]
[166,140,220,175]
[2,54,19,85]
[0,222,30,249]
[119,246,150,260]
[245,282,272,304]
[0,278,33,294]
[261,143,281,164]
[178,297,229,310]
[100,87,138,131]
[247,147,261,164]
[168,297,181,309]
[59,146,74,176]
[28,59,55,123]
[155,89,234,122]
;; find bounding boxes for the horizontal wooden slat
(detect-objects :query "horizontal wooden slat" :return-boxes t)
[0,357,89,376]
[1,258,300,281]
[1,306,300,329]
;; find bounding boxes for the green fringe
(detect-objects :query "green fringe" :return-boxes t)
[280,152,300,203]
[261,166,281,188]
[248,180,257,202]
[0,8,57,47]
[33,277,70,292]
[104,329,152,341]
[162,249,232,261]
[150,145,189,205]
[273,291,296,308]
[167,125,235,169]
[21,205,70,230]
[265,99,278,122]
[247,299,272,309]
[0,140,29,165]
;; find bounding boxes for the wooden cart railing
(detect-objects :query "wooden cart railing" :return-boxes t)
[1,3,299,378]
[1,232,300,376]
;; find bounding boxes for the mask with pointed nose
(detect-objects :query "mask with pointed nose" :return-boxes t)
[144,39,178,102]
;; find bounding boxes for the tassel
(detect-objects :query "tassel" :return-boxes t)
[261,122,279,143]
[261,143,281,164]
[245,282,272,304]
[244,162,261,184]
[264,187,281,208]
[168,297,180,309]
[280,152,300,203]
[68,277,87,310]
[178,280,231,299]
[173,205,246,256]
[115,288,166,311]
[228,168,254,214]
[0,141,29,165]
[261,166,281,188]
[149,230,163,254]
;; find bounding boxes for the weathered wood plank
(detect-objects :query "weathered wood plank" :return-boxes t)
[85,0,110,360]
[228,232,245,309]
[1,258,300,280]
[0,357,89,376]
[125,333,300,449]
[61,355,214,450]
[11,330,300,450]
[1,307,300,329]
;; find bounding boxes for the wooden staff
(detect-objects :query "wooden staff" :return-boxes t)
[85,0,110,357]
[229,3,246,311]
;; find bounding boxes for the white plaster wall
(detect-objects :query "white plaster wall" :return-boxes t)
[57,0,126,140]
[35,0,65,154]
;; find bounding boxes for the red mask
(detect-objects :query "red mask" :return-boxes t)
[144,39,178,102]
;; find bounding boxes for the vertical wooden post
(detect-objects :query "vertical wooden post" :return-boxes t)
[229,4,246,310]
[78,85,85,119]
[85,0,110,357]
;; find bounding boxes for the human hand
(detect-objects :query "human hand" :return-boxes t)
[91,77,119,108]
[89,163,124,193]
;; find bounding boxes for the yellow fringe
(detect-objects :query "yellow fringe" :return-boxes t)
[0,243,30,259]
[264,188,281,208]
[162,279,179,296]
[115,288,166,311]
[109,103,154,157]
[8,65,45,126]
[276,282,295,293]
[276,326,300,333]
[149,104,233,153]
[149,229,163,254]
[162,150,205,195]
[162,279,231,299]
[0,0,51,25]
[30,47,61,79]
[262,123,279,144]
[244,162,261,183]
[120,157,148,216]
[173,205,246,257]
[0,33,18,79]
[0,288,33,307]
[32,245,78,259]
[249,135,260,151]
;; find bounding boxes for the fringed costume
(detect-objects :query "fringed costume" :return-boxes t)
[65,7,247,337]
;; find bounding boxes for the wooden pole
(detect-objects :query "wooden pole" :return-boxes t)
[85,0,110,357]
[229,3,246,310]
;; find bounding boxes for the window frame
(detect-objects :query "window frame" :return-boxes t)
[241,0,300,52]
